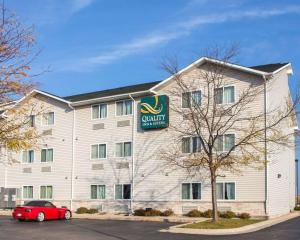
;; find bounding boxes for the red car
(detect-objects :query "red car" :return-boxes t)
[12,200,72,222]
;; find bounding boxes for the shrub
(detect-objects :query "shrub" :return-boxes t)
[185,209,203,217]
[134,208,146,216]
[202,209,213,218]
[87,208,98,214]
[220,211,236,219]
[238,212,251,219]
[161,209,174,217]
[294,206,300,211]
[144,209,162,216]
[76,207,88,214]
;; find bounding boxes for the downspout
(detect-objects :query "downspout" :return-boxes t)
[296,159,299,206]
[263,75,269,216]
[69,104,76,211]
[4,143,8,188]
[129,94,135,214]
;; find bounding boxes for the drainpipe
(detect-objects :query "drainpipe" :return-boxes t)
[4,143,8,188]
[128,94,135,214]
[296,159,299,206]
[69,104,76,211]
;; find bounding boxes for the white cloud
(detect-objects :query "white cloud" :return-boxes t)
[71,0,95,13]
[60,5,300,71]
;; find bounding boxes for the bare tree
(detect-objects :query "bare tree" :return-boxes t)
[0,4,42,163]
[160,46,298,223]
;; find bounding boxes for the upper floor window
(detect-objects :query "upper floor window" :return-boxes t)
[182,183,201,200]
[92,104,107,119]
[91,144,107,159]
[42,112,54,126]
[40,185,53,199]
[182,91,201,108]
[216,182,235,200]
[41,148,53,162]
[182,137,201,153]
[22,150,34,163]
[115,142,132,157]
[27,115,35,127]
[116,100,133,116]
[215,134,235,152]
[115,184,131,200]
[214,86,235,104]
[23,186,33,199]
[91,185,106,199]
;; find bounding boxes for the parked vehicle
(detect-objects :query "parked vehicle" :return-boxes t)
[12,200,71,222]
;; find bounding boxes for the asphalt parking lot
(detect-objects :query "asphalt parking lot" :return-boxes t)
[0,216,300,240]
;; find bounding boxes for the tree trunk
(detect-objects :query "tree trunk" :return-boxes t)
[211,171,219,223]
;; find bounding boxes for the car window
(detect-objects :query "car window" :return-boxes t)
[44,202,54,207]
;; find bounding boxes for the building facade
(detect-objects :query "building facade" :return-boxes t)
[0,57,297,218]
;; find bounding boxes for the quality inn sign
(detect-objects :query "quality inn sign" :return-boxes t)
[140,95,169,129]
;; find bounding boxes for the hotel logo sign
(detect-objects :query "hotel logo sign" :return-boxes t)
[140,95,169,129]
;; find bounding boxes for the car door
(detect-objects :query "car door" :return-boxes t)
[43,202,59,219]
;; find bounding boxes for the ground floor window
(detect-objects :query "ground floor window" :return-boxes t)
[23,186,33,199]
[115,184,131,199]
[182,183,201,200]
[40,186,53,199]
[91,185,106,199]
[216,182,235,200]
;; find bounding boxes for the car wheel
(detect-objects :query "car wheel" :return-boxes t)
[64,210,71,220]
[18,219,25,222]
[36,212,45,222]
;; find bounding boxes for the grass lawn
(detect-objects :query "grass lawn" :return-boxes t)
[181,219,262,229]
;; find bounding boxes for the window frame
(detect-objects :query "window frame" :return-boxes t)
[114,184,131,200]
[39,185,53,200]
[181,182,202,201]
[91,103,108,120]
[28,115,35,127]
[41,112,55,126]
[90,143,107,160]
[214,85,235,105]
[214,133,236,152]
[21,150,34,164]
[181,90,202,109]
[216,182,236,201]
[41,148,54,163]
[22,186,34,200]
[90,184,106,200]
[115,99,133,117]
[115,141,132,158]
[181,136,202,154]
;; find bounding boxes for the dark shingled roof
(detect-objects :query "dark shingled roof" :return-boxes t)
[249,63,289,73]
[63,80,161,102]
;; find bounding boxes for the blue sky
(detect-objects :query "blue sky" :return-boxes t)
[8,0,300,190]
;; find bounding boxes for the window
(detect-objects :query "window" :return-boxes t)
[214,86,235,104]
[42,112,54,125]
[91,144,107,159]
[41,149,53,162]
[40,186,53,199]
[115,184,131,199]
[27,115,35,127]
[182,183,201,200]
[92,104,107,119]
[23,186,33,199]
[22,150,34,163]
[182,137,201,153]
[116,100,133,116]
[216,182,235,200]
[182,91,201,108]
[91,185,106,199]
[115,142,132,157]
[215,134,235,151]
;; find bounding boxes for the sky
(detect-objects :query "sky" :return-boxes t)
[7,0,300,191]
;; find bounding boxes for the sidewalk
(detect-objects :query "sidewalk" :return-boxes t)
[160,211,300,235]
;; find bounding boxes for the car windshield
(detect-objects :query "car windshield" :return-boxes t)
[24,201,53,207]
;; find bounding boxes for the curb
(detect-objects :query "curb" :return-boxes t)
[159,212,300,235]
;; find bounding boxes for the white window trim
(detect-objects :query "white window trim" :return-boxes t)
[91,103,108,120]
[216,181,236,201]
[21,150,35,164]
[41,112,55,127]
[39,185,54,200]
[114,141,132,158]
[181,182,202,201]
[114,184,131,200]
[22,185,34,200]
[181,136,202,154]
[181,90,202,109]
[115,99,133,117]
[40,148,54,164]
[90,143,108,160]
[215,133,236,153]
[215,85,236,105]
[90,184,106,200]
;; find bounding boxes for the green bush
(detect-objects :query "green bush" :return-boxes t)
[134,208,146,216]
[161,209,174,216]
[144,209,162,216]
[220,211,236,219]
[185,209,203,217]
[87,208,98,214]
[294,206,300,211]
[202,209,213,218]
[76,207,89,214]
[238,213,251,219]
